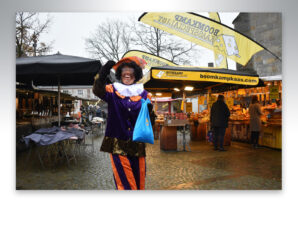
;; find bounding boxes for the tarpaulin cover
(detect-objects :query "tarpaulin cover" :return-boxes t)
[23,126,85,146]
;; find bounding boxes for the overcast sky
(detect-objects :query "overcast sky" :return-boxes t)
[37,12,239,69]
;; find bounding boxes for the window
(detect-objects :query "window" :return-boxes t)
[62,90,69,94]
[78,89,83,95]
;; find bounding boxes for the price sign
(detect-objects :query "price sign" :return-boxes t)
[208,95,217,108]
[186,102,192,113]
[269,86,279,100]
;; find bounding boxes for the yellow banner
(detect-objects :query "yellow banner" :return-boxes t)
[139,12,264,66]
[208,12,228,68]
[208,12,220,21]
[123,50,177,72]
[151,69,259,85]
[123,50,178,84]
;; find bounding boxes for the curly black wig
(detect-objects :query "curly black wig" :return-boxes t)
[115,61,143,83]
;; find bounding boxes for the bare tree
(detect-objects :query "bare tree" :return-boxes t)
[130,20,199,65]
[166,40,196,65]
[85,20,132,63]
[16,12,53,57]
[85,17,199,65]
[130,23,166,56]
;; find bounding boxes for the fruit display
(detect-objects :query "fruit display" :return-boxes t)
[155,113,165,123]
[189,110,210,123]
[155,112,188,123]
[228,103,281,126]
[229,108,249,121]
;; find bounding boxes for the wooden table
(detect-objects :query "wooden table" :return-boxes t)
[190,121,207,141]
[160,120,189,151]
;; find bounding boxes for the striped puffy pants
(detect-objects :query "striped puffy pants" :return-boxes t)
[110,154,146,190]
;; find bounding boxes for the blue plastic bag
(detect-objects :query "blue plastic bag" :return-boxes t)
[207,130,214,143]
[133,98,154,144]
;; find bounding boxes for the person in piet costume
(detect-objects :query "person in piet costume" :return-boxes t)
[92,57,155,190]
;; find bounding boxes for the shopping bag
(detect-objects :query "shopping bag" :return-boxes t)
[133,98,154,144]
[207,130,214,143]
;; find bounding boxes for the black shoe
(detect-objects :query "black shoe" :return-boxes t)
[213,147,219,151]
[219,148,227,151]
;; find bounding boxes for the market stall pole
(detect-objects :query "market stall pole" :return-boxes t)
[58,78,61,126]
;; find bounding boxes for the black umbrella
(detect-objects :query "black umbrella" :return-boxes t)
[16,53,101,125]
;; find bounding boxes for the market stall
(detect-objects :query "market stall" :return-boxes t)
[225,80,282,149]
[16,85,83,152]
[16,53,101,126]
[144,65,265,151]
[16,54,102,159]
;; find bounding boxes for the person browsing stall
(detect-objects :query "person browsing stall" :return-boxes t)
[249,95,263,148]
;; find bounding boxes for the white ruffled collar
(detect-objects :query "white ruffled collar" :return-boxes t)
[113,82,144,97]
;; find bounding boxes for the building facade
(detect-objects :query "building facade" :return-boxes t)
[233,13,282,78]
[37,85,99,114]
[38,85,99,100]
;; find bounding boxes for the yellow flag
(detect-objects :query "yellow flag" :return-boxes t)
[181,92,186,111]
[180,100,184,111]
[208,12,220,21]
[123,50,178,84]
[208,12,228,68]
[139,12,264,66]
[123,50,177,72]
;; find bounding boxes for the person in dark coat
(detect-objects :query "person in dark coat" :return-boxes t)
[210,94,230,151]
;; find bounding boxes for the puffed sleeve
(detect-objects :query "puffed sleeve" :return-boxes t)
[92,60,116,100]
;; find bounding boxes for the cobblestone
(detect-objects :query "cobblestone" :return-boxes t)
[16,134,281,190]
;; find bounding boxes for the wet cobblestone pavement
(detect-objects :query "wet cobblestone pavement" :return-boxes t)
[16,134,281,190]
